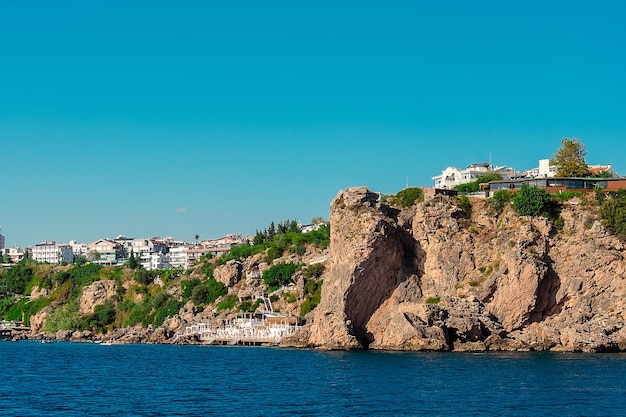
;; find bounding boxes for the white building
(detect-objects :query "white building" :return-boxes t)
[3,247,27,263]
[31,241,73,264]
[169,245,193,269]
[146,252,171,271]
[524,159,557,179]
[432,162,491,189]
[69,240,89,258]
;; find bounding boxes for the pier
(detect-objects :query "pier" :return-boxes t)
[0,320,30,339]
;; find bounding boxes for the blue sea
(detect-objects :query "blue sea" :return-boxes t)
[1,341,625,416]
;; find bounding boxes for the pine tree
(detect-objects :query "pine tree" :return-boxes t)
[551,138,590,177]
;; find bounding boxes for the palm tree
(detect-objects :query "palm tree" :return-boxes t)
[194,234,200,245]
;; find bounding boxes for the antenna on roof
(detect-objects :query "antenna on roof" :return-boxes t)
[489,152,492,170]
[406,177,409,189]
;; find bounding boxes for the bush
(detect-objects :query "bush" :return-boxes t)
[43,300,85,333]
[304,263,325,279]
[4,261,35,294]
[487,190,512,213]
[425,296,441,304]
[600,193,626,237]
[238,299,262,313]
[553,190,582,202]
[190,279,228,305]
[262,262,300,288]
[217,294,238,311]
[300,279,323,316]
[391,187,424,207]
[91,301,116,328]
[513,185,553,217]
[455,195,472,217]
[455,173,503,193]
[181,278,201,301]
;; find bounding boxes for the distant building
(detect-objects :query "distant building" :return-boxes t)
[147,252,171,271]
[169,245,193,269]
[432,162,503,189]
[31,241,73,264]
[2,247,26,263]
[524,159,557,179]
[69,240,89,258]
[0,227,4,250]
[488,177,626,195]
[87,239,123,265]
[587,164,620,178]
[300,223,327,234]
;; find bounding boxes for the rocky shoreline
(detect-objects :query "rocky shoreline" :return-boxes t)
[10,187,626,352]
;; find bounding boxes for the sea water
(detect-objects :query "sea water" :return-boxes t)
[1,341,625,416]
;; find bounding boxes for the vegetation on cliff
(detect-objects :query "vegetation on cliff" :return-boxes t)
[0,219,330,339]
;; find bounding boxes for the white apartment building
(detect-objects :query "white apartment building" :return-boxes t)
[524,159,557,179]
[31,241,73,264]
[432,162,492,189]
[146,252,171,271]
[169,245,193,269]
[2,247,27,263]
[69,240,89,258]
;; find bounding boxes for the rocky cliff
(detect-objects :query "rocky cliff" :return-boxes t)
[302,187,626,352]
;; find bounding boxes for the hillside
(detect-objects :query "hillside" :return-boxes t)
[0,225,329,344]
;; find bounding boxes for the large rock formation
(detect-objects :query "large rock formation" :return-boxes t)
[79,280,117,314]
[306,187,626,351]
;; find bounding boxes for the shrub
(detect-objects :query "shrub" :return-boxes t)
[553,190,582,202]
[390,187,424,208]
[181,278,201,301]
[425,296,441,304]
[238,299,262,313]
[4,261,35,294]
[304,263,325,279]
[487,190,512,213]
[513,185,553,217]
[300,279,323,316]
[262,262,300,288]
[217,294,238,311]
[455,195,472,217]
[190,279,228,305]
[600,193,626,237]
[455,173,503,193]
[43,300,85,333]
[91,301,116,328]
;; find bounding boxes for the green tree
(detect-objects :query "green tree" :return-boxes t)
[262,262,299,288]
[126,249,139,269]
[194,234,199,245]
[86,250,101,262]
[513,185,553,216]
[551,138,590,177]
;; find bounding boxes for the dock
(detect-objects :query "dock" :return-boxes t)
[0,320,30,339]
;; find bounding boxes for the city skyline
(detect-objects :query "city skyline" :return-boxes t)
[2,1,625,247]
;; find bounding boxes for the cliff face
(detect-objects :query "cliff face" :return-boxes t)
[306,187,626,351]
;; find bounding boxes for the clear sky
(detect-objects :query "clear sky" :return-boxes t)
[1,1,625,247]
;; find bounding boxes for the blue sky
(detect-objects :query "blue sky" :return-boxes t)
[1,1,625,247]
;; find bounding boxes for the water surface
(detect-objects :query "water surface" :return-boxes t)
[1,341,624,416]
